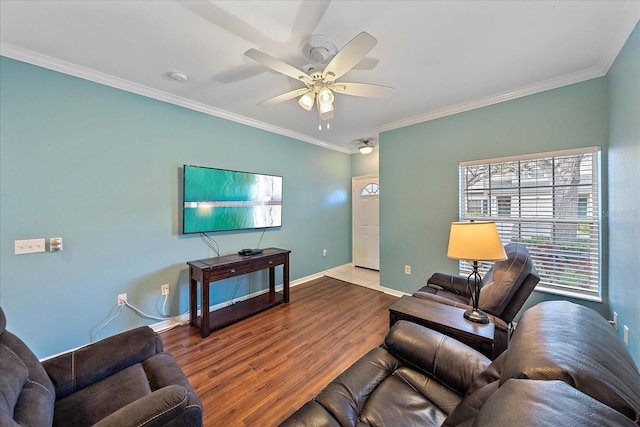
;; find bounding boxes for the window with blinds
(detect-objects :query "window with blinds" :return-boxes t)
[458,147,601,299]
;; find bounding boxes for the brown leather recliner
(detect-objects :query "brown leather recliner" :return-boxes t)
[413,242,539,356]
[281,301,640,426]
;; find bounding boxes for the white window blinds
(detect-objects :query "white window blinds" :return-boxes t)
[459,147,601,298]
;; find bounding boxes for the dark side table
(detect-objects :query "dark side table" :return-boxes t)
[389,295,495,359]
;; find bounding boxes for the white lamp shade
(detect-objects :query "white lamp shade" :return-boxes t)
[298,92,315,111]
[317,87,334,106]
[447,221,507,261]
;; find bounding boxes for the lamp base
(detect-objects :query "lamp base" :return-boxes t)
[464,309,490,324]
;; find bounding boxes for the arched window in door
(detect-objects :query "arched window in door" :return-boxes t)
[360,183,379,197]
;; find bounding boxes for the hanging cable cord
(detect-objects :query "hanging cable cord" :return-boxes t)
[93,294,176,342]
[256,228,266,249]
[200,232,220,256]
[93,305,124,342]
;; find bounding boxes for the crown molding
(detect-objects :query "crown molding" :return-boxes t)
[0,43,352,154]
[597,3,640,72]
[376,65,606,134]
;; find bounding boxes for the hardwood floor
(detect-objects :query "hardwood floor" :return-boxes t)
[161,276,398,427]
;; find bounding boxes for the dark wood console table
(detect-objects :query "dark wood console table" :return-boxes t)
[188,247,291,338]
[389,295,495,359]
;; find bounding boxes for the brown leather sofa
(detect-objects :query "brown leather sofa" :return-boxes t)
[413,242,539,356]
[0,307,202,426]
[281,301,640,426]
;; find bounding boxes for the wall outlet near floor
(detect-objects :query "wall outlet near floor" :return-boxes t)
[404,265,411,275]
[612,312,618,331]
[117,293,127,306]
[624,325,630,346]
[322,249,327,257]
[161,284,170,295]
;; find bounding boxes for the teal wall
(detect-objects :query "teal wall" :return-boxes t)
[608,23,640,363]
[0,57,352,358]
[379,78,609,312]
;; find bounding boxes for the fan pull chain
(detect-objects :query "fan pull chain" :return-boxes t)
[318,119,331,131]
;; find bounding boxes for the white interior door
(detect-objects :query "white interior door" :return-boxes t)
[353,176,380,270]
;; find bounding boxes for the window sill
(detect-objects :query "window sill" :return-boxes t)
[534,284,602,303]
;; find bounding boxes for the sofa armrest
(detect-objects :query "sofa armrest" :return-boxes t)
[92,385,190,427]
[427,273,471,297]
[43,326,162,399]
[384,320,491,395]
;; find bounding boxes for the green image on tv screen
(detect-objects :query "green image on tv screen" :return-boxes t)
[183,165,283,233]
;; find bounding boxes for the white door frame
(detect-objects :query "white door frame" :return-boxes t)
[352,174,380,270]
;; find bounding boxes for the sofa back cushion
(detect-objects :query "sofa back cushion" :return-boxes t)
[478,243,534,319]
[501,301,640,423]
[0,307,56,426]
[43,326,162,399]
[444,379,638,427]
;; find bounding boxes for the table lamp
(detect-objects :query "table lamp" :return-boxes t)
[447,221,507,324]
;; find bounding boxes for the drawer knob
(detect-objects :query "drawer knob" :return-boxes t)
[230,269,236,273]
[269,261,273,264]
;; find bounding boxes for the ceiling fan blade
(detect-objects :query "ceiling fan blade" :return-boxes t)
[213,63,265,84]
[331,82,394,98]
[258,88,311,107]
[179,1,273,48]
[323,32,377,81]
[245,49,313,85]
[352,57,379,71]
[290,0,331,40]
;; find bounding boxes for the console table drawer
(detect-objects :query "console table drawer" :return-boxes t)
[207,263,254,281]
[252,254,287,270]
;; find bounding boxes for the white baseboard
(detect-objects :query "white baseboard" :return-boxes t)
[150,269,326,333]
[41,268,401,361]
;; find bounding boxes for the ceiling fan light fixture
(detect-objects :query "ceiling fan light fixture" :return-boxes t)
[298,92,315,111]
[359,144,374,154]
[317,87,334,107]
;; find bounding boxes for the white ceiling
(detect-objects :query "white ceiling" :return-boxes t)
[1,1,638,153]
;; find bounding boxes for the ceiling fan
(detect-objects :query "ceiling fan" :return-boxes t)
[245,31,393,129]
[353,138,376,154]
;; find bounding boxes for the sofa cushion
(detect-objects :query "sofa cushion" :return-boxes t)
[92,385,190,427]
[447,379,638,427]
[384,321,492,396]
[53,363,152,426]
[43,326,162,399]
[478,243,532,317]
[312,347,453,426]
[0,311,55,426]
[501,301,640,423]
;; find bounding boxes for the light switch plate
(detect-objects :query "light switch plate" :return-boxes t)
[15,238,46,255]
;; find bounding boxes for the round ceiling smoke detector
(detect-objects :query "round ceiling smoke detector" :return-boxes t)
[165,71,189,83]
[299,35,338,65]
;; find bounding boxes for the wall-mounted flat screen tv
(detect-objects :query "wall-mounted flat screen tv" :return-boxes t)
[182,165,283,234]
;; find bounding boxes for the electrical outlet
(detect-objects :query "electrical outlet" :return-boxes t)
[612,312,618,331]
[624,325,630,346]
[322,249,327,257]
[117,293,127,306]
[49,237,63,252]
[404,265,411,275]
[161,284,170,295]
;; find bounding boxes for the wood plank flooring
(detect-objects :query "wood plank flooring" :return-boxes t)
[161,276,398,427]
